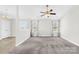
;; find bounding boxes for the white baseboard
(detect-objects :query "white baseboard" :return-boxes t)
[61,36,79,46]
[16,40,25,46]
[0,36,15,40]
[16,37,30,46]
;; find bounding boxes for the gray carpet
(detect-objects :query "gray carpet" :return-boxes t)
[9,37,79,54]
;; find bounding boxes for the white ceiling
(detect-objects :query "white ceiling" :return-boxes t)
[0,5,73,20]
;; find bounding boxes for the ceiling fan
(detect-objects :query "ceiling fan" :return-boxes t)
[40,5,56,17]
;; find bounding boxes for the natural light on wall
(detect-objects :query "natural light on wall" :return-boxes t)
[0,14,11,40]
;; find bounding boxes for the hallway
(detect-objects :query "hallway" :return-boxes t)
[9,37,79,54]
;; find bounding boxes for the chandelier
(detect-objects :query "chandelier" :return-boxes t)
[40,5,56,18]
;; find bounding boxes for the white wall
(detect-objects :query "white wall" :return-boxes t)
[0,18,11,39]
[15,5,72,46]
[38,20,52,36]
[11,18,16,37]
[0,5,73,46]
[0,5,17,37]
[16,19,31,46]
[60,6,79,46]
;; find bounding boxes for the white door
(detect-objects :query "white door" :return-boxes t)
[38,20,52,36]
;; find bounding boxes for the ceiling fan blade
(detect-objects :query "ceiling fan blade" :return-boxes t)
[50,13,56,15]
[40,12,45,13]
[49,9,53,12]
